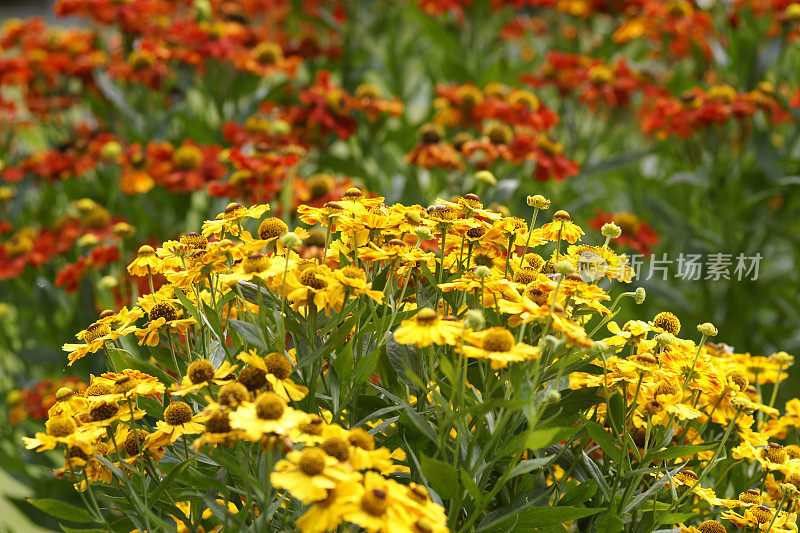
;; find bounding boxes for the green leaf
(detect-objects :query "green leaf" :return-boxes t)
[509,456,556,479]
[558,480,598,506]
[60,527,107,533]
[229,319,267,351]
[583,419,622,463]
[524,427,577,451]
[582,452,611,502]
[150,462,190,504]
[644,443,717,462]
[27,499,93,524]
[593,513,623,532]
[419,455,459,500]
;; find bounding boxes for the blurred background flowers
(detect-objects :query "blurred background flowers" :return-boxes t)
[2,0,800,529]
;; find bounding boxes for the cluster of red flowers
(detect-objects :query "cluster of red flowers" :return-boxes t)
[525,52,790,139]
[0,201,132,288]
[639,83,790,139]
[406,83,579,181]
[522,52,667,110]
[8,377,86,425]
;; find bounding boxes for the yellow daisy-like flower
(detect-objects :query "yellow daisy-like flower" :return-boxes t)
[271,447,361,504]
[23,416,106,453]
[127,244,165,276]
[295,480,363,533]
[201,202,270,237]
[87,369,166,402]
[461,327,539,369]
[393,308,465,347]
[534,210,584,244]
[228,391,306,440]
[152,401,205,444]
[171,359,238,396]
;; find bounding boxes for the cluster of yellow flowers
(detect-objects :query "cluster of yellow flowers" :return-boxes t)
[22,187,800,532]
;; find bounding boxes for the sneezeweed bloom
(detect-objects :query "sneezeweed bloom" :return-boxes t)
[461,327,539,368]
[152,401,204,444]
[171,359,238,396]
[229,391,306,441]
[127,244,164,276]
[23,415,105,453]
[201,202,270,237]
[270,447,362,503]
[535,210,584,243]
[393,308,465,347]
[63,318,138,365]
[237,350,308,401]
[134,300,196,346]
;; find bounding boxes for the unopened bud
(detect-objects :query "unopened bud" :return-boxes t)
[654,332,674,346]
[697,323,718,337]
[554,260,575,276]
[279,232,302,248]
[730,397,757,414]
[773,351,794,366]
[526,195,550,209]
[464,309,485,331]
[414,227,433,241]
[474,170,497,186]
[601,222,622,239]
[634,287,646,304]
[473,266,492,279]
[99,275,118,290]
[100,141,123,160]
[781,483,800,499]
[56,387,74,401]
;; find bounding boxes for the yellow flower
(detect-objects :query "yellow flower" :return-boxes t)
[461,327,539,369]
[295,480,363,533]
[171,359,238,396]
[152,401,205,444]
[271,447,361,504]
[201,202,270,237]
[534,210,584,244]
[393,308,465,347]
[127,244,165,276]
[228,392,305,440]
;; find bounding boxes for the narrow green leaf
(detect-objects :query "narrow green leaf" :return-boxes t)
[419,455,459,499]
[583,419,622,463]
[27,499,93,524]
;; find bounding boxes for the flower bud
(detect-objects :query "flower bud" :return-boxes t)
[780,483,800,499]
[464,309,485,331]
[271,119,291,135]
[473,266,492,279]
[543,390,561,404]
[730,397,757,414]
[601,222,622,239]
[697,322,718,337]
[0,303,13,320]
[280,232,303,248]
[773,351,795,366]
[55,387,74,401]
[554,260,575,276]
[99,275,118,290]
[474,170,497,186]
[634,287,646,304]
[414,227,433,241]
[526,195,550,209]
[100,141,123,160]
[654,332,674,346]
